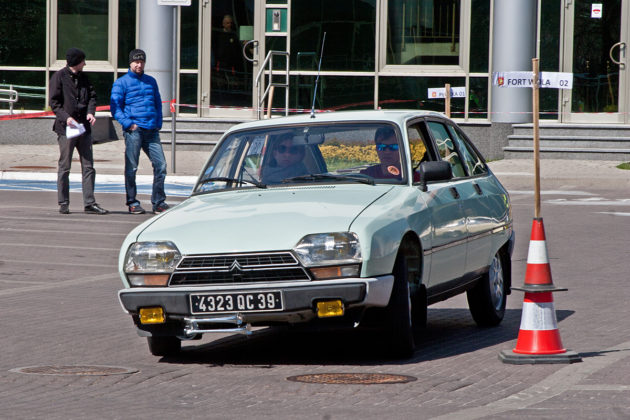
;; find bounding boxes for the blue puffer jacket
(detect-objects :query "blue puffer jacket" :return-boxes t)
[110,69,163,131]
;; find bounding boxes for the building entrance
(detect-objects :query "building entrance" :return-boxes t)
[200,0,263,118]
[561,0,629,122]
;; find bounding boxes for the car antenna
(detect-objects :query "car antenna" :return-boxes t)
[310,32,326,119]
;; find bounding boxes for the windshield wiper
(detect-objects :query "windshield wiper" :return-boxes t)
[283,173,375,185]
[198,177,267,189]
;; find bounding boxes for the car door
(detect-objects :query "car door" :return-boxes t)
[410,120,469,289]
[445,124,508,276]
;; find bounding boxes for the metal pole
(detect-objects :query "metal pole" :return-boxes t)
[532,58,541,218]
[171,6,177,173]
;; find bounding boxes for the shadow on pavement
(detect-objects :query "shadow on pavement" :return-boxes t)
[158,308,576,366]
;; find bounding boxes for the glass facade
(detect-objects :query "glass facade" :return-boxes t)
[0,0,599,124]
[290,0,376,71]
[387,0,460,65]
[57,0,109,62]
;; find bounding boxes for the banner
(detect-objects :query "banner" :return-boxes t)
[427,87,466,99]
[492,72,573,89]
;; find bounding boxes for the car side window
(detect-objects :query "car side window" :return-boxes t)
[446,126,487,176]
[407,123,431,183]
[427,121,466,178]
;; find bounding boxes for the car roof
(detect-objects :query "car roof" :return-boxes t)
[223,110,448,135]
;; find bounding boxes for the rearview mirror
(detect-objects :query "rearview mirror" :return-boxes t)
[419,161,452,192]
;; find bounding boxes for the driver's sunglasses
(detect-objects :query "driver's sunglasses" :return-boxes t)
[376,143,399,152]
[275,145,302,154]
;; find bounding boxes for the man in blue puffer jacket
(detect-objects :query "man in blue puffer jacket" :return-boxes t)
[110,49,169,214]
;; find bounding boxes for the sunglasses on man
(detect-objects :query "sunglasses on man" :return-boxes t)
[376,143,399,152]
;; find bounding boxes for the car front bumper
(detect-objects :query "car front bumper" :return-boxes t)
[118,276,394,337]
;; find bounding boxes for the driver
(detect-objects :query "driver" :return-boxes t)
[261,133,308,183]
[360,127,404,179]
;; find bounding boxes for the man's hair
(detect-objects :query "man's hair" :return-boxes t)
[375,126,396,142]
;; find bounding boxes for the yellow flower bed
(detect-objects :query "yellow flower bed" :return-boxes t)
[319,142,427,168]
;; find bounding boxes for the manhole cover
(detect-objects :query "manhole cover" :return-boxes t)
[10,166,56,170]
[10,365,138,376]
[287,373,416,385]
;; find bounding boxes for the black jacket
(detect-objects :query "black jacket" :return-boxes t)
[49,66,97,136]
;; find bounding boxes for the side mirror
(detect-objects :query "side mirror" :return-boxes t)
[418,161,452,192]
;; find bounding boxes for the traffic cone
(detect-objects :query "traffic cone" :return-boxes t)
[500,218,581,364]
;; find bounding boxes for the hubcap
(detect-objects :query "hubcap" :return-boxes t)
[488,255,504,311]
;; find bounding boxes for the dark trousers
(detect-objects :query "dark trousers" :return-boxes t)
[57,133,96,206]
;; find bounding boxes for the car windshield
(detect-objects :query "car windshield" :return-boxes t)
[194,122,425,193]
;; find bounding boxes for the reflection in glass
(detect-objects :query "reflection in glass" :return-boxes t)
[379,76,465,116]
[210,0,254,108]
[288,76,373,113]
[291,1,376,71]
[0,1,46,66]
[387,0,460,65]
[571,0,620,113]
[180,73,198,114]
[0,71,46,111]
[57,0,108,61]
[118,0,136,69]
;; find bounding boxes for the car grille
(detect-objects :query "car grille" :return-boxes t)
[170,252,311,286]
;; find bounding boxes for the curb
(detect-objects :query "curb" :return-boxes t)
[0,171,197,185]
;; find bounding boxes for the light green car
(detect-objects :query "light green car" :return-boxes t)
[118,110,514,358]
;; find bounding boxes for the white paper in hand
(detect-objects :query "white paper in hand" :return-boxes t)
[66,123,86,139]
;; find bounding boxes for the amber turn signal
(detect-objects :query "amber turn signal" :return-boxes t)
[139,307,166,324]
[316,300,344,318]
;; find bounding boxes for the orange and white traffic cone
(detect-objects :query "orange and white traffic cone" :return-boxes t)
[500,218,581,364]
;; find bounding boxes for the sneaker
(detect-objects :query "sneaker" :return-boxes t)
[129,204,146,214]
[84,203,109,215]
[153,203,170,214]
[59,204,69,214]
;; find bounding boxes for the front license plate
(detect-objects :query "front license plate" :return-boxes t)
[190,291,283,314]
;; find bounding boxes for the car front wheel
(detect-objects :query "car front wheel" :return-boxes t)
[384,243,422,358]
[466,250,507,326]
[147,336,181,357]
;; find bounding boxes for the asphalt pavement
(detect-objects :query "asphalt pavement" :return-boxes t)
[1,140,630,419]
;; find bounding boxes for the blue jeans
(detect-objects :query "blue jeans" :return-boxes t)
[123,127,167,209]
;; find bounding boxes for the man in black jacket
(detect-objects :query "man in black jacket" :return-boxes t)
[49,48,108,214]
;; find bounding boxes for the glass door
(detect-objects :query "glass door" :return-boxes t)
[200,0,264,118]
[561,0,628,122]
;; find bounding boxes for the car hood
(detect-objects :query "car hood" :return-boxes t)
[134,185,394,254]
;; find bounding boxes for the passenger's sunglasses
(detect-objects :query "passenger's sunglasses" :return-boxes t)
[275,145,303,154]
[376,143,399,152]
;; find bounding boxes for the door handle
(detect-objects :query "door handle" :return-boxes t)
[473,183,483,195]
[609,42,626,69]
[243,40,259,65]
[449,187,460,199]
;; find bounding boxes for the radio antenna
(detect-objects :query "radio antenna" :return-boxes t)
[310,32,326,118]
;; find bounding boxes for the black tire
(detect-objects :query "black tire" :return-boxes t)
[147,336,181,357]
[466,251,507,327]
[384,242,422,358]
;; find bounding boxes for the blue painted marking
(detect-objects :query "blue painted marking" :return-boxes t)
[0,179,193,197]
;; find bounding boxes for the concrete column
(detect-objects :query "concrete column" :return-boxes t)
[491,0,538,123]
[138,1,173,115]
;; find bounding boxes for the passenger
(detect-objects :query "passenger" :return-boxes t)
[261,134,308,183]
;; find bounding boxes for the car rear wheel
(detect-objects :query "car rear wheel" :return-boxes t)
[384,242,422,358]
[147,336,181,357]
[466,251,506,326]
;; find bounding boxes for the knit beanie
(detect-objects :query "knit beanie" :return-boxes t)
[129,49,146,64]
[66,48,86,67]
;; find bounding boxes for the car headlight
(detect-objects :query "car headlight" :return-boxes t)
[293,232,362,279]
[124,241,181,287]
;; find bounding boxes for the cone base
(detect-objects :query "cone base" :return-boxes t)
[499,349,582,365]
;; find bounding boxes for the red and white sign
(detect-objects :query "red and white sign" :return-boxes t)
[591,3,603,18]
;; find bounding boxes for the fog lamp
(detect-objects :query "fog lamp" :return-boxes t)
[139,307,165,324]
[316,300,344,318]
